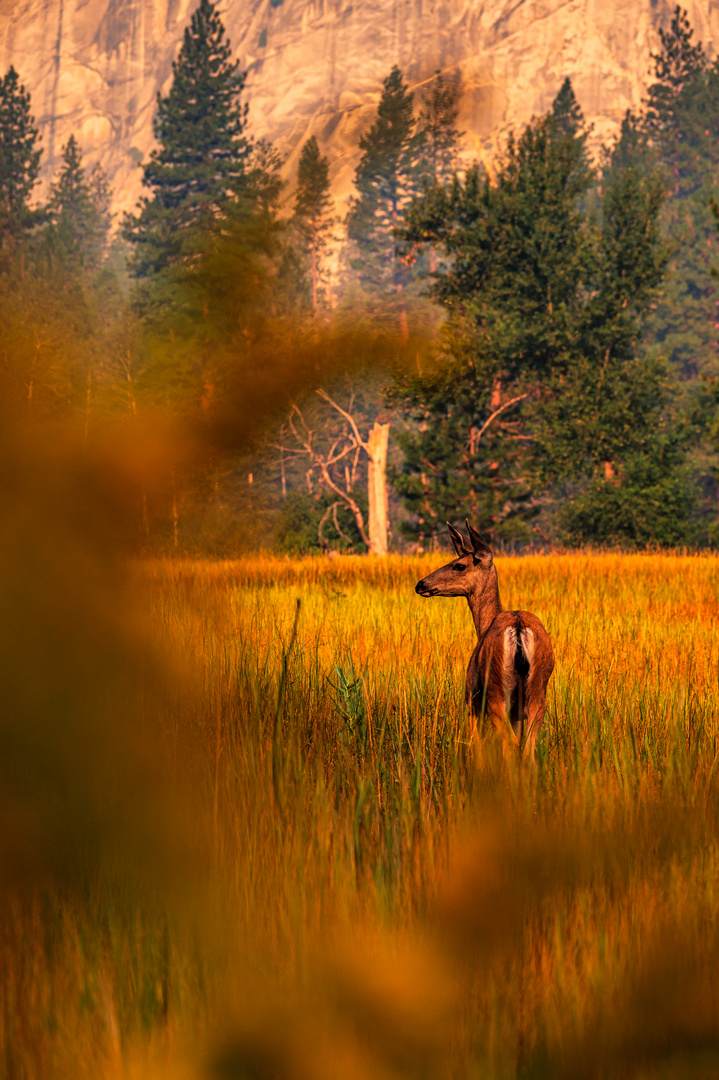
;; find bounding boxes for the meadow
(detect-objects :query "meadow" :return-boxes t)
[3,551,719,1079]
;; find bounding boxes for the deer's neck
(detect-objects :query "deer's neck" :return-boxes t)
[467,565,503,640]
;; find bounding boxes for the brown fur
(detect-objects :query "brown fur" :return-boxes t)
[466,610,554,756]
[415,522,555,760]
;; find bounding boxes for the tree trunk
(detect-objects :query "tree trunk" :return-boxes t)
[367,422,390,556]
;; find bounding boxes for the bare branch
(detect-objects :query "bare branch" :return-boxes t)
[351,445,360,488]
[290,402,315,446]
[420,457,440,473]
[317,504,333,550]
[287,410,313,456]
[270,443,308,456]
[285,399,370,546]
[472,394,529,448]
[332,503,354,546]
[320,472,370,546]
[316,388,370,456]
[325,442,360,467]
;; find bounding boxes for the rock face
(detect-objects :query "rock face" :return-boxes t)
[1,0,718,218]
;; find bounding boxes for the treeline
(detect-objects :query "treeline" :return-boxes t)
[1,2,718,552]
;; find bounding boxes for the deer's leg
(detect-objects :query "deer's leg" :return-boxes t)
[522,694,547,764]
[470,687,519,753]
[486,687,522,753]
[472,647,518,748]
[495,712,522,756]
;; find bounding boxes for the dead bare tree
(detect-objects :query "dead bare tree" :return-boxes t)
[316,390,390,557]
[276,387,391,556]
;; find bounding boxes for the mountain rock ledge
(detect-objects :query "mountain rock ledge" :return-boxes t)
[1,0,717,218]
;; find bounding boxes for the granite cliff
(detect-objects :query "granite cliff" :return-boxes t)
[1,0,718,218]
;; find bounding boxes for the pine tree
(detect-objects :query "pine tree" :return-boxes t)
[413,71,461,190]
[402,81,594,382]
[123,0,249,277]
[397,71,462,283]
[47,136,110,272]
[551,76,588,139]
[393,80,685,546]
[0,66,42,268]
[394,86,595,541]
[292,136,333,314]
[88,163,112,250]
[646,5,707,151]
[609,110,651,174]
[633,6,719,378]
[345,67,416,299]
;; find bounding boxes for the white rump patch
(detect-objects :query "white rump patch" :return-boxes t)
[503,626,517,699]
[501,626,535,702]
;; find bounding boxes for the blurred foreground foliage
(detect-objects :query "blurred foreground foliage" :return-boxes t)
[4,15,719,1071]
[2,535,719,1077]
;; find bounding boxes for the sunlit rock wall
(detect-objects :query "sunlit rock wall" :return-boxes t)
[1,0,718,219]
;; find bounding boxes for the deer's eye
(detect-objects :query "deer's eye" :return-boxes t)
[454,562,468,573]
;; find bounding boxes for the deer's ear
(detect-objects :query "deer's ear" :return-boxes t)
[466,520,493,561]
[447,522,470,557]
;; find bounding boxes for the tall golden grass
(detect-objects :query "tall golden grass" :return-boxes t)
[3,550,719,1079]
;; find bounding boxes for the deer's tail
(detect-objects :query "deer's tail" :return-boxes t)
[505,615,534,731]
[514,614,531,681]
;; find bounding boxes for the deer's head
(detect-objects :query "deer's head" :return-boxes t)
[415,521,494,598]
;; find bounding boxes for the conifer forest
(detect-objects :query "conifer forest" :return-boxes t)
[3,4,719,1079]
[3,1,719,554]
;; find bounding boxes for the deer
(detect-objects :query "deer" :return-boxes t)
[415,521,555,760]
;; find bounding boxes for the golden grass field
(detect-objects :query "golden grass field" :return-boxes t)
[3,552,719,1079]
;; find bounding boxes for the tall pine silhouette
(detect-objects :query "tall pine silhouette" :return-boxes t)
[293,136,333,315]
[124,0,249,277]
[413,71,461,190]
[47,136,111,272]
[642,6,719,378]
[0,66,41,270]
[345,67,416,300]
